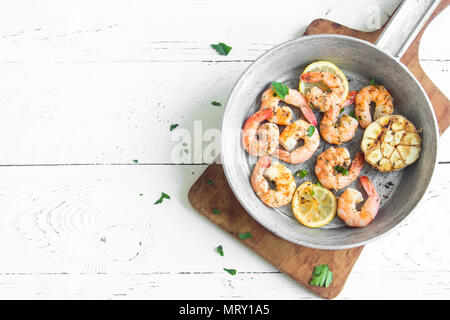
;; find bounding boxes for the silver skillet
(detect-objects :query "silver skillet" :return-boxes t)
[221,0,440,249]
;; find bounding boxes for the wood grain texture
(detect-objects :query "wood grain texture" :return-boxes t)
[188,1,449,299]
[188,164,363,299]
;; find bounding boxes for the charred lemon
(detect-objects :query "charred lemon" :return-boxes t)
[361,115,421,172]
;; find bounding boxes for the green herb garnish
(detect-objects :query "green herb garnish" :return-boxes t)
[238,232,252,240]
[216,245,224,256]
[223,268,236,276]
[206,179,213,185]
[339,108,344,115]
[310,264,333,288]
[132,159,138,164]
[154,192,170,204]
[211,42,232,56]
[272,81,289,100]
[212,208,220,214]
[316,182,323,188]
[369,78,378,86]
[139,193,143,196]
[349,111,358,120]
[211,101,222,106]
[295,170,308,178]
[307,125,315,137]
[170,124,179,131]
[334,165,349,176]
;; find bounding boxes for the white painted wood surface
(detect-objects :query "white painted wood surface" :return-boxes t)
[0,0,449,299]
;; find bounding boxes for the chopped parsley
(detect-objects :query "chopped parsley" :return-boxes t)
[154,192,170,204]
[307,125,315,137]
[211,101,222,106]
[310,264,333,288]
[211,42,232,56]
[349,110,358,120]
[170,124,179,131]
[272,81,289,100]
[206,179,213,185]
[334,165,349,176]
[295,170,308,178]
[212,208,220,214]
[132,159,138,164]
[369,78,378,86]
[216,245,224,256]
[238,232,252,240]
[223,268,236,276]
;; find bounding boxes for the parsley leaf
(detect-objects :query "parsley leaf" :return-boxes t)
[349,110,358,120]
[272,81,289,100]
[307,125,315,137]
[369,78,378,86]
[139,193,143,196]
[132,159,138,164]
[223,268,236,276]
[170,124,179,131]
[238,232,252,240]
[216,245,224,256]
[211,101,222,106]
[316,181,323,188]
[339,108,345,115]
[212,208,220,215]
[310,264,333,288]
[206,179,213,185]
[211,42,232,56]
[295,169,308,178]
[154,192,170,204]
[334,165,349,176]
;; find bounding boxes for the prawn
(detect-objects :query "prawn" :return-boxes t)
[315,147,364,190]
[300,71,345,112]
[273,119,320,164]
[337,176,380,227]
[242,108,279,156]
[251,156,296,208]
[355,85,394,128]
[261,86,317,126]
[320,90,358,145]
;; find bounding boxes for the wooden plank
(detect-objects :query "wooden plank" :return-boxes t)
[0,60,448,165]
[0,163,447,298]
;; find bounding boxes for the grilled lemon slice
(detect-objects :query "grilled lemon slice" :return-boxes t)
[292,181,336,228]
[361,115,421,172]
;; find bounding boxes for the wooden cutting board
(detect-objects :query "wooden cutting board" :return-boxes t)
[188,1,450,299]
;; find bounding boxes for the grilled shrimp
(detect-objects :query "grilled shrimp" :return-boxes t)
[315,147,364,190]
[320,90,358,145]
[273,119,320,164]
[337,176,380,227]
[251,156,296,208]
[300,71,345,112]
[242,108,279,156]
[261,86,317,126]
[355,85,394,128]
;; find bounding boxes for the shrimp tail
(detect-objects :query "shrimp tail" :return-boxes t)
[300,105,317,126]
[342,90,357,107]
[272,148,291,163]
[243,108,273,131]
[351,152,365,172]
[359,176,378,198]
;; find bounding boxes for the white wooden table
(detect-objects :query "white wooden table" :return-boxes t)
[0,0,449,299]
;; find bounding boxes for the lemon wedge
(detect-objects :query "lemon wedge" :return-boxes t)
[299,60,349,104]
[291,181,337,228]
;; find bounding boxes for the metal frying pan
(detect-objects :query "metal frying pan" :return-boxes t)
[221,0,441,249]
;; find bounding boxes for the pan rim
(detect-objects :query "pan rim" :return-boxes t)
[220,34,439,250]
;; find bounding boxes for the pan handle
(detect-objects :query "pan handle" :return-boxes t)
[375,0,441,59]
